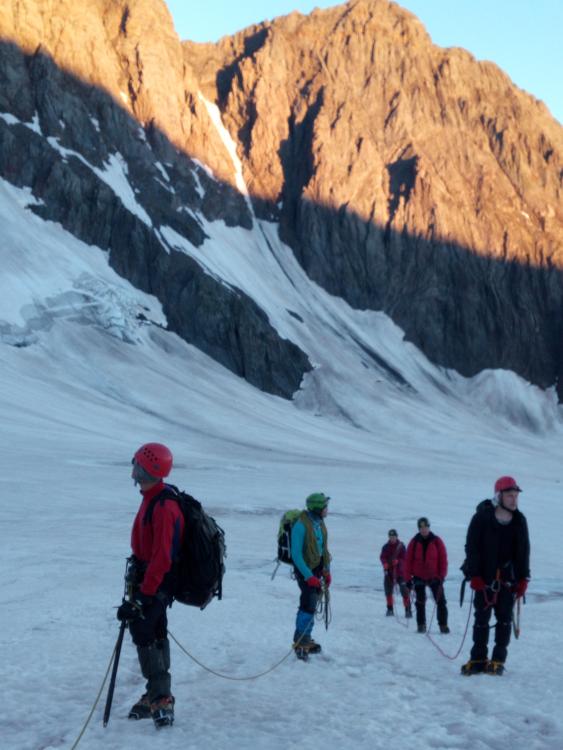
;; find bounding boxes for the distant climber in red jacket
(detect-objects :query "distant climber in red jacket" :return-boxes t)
[404,517,449,634]
[380,529,412,618]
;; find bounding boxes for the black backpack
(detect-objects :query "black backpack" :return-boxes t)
[277,509,302,564]
[145,485,226,609]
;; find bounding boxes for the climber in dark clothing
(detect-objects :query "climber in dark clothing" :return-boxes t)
[461,476,530,676]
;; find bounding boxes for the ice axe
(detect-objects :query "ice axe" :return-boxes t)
[103,557,133,727]
[512,596,522,639]
[102,619,126,727]
[270,559,281,580]
[459,577,468,607]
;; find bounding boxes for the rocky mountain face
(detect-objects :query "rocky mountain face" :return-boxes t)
[1,0,562,398]
[188,0,563,394]
[0,0,311,398]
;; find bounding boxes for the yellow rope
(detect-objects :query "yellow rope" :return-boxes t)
[69,639,118,750]
[169,629,304,681]
[168,588,329,680]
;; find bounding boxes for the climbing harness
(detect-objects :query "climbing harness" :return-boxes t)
[482,575,501,609]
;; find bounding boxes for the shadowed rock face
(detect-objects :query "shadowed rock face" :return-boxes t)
[0,28,311,398]
[1,0,563,398]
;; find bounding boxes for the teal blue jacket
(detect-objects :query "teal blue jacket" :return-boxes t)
[291,512,326,579]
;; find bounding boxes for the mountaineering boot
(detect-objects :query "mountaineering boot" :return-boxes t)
[386,606,394,617]
[137,641,171,705]
[293,635,321,656]
[405,605,412,618]
[461,659,488,675]
[293,630,310,661]
[485,660,505,675]
[128,693,151,720]
[439,625,450,634]
[293,626,321,652]
[305,637,322,654]
[294,645,310,661]
[151,695,175,728]
[417,623,426,633]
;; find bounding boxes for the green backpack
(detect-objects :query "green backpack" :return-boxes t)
[277,509,302,564]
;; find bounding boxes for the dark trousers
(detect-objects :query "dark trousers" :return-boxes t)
[294,567,321,638]
[384,574,409,604]
[413,578,448,627]
[470,587,514,663]
[129,598,172,701]
[129,598,168,647]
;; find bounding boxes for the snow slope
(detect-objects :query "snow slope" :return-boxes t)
[1,167,563,750]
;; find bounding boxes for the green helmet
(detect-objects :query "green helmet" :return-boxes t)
[306,492,330,511]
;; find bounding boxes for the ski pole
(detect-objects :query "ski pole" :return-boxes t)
[103,619,126,727]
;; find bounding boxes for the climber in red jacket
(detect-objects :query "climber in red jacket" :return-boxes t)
[380,529,412,618]
[404,517,449,634]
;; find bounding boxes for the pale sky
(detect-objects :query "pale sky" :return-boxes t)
[166,0,562,124]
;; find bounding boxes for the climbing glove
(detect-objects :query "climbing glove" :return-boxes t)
[514,579,528,598]
[117,592,151,621]
[306,576,322,589]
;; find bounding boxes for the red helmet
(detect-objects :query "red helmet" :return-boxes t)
[494,476,522,494]
[133,443,173,478]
